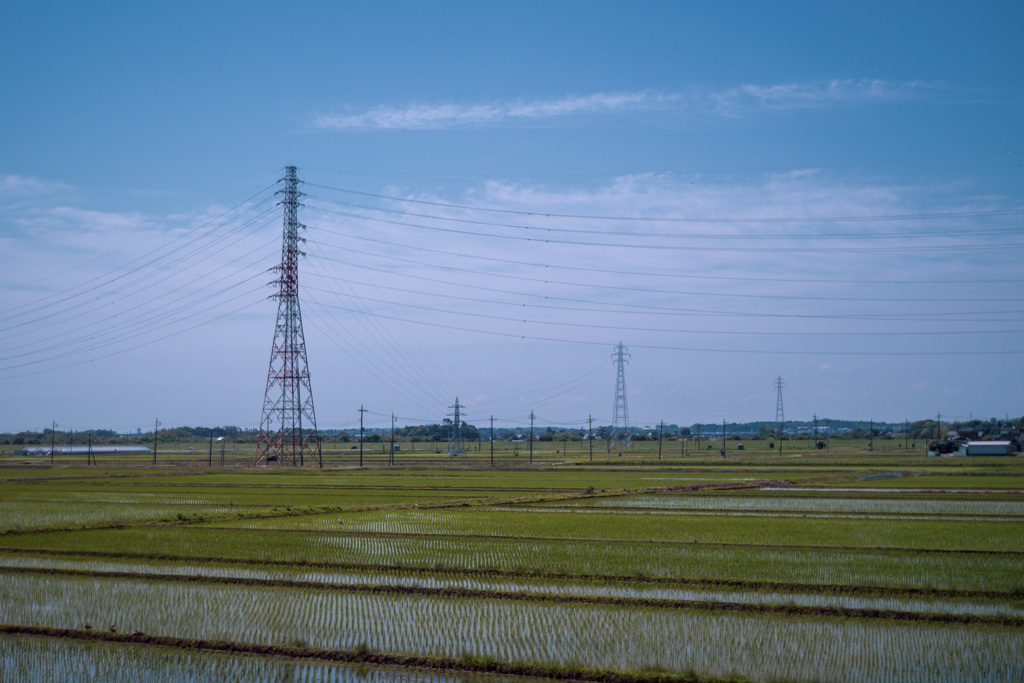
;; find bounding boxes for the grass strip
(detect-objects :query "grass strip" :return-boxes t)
[3,564,1020,627]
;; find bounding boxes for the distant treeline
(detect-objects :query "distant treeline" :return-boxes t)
[3,416,1021,445]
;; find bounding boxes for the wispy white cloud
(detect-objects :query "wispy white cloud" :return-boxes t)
[0,175,73,197]
[311,90,675,131]
[313,91,665,130]
[312,80,939,131]
[709,79,941,115]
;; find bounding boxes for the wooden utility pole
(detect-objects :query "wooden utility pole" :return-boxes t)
[153,418,159,465]
[721,419,726,458]
[50,420,56,465]
[390,413,395,466]
[490,415,494,466]
[87,432,93,466]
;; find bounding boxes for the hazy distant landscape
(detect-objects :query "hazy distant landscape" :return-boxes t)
[3,1,1022,681]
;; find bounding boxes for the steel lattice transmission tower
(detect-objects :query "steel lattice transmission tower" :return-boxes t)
[611,342,631,449]
[774,375,786,441]
[448,397,467,458]
[256,166,320,467]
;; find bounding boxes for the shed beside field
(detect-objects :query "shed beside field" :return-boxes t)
[953,441,1014,456]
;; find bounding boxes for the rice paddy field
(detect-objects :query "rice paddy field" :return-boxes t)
[1,449,1022,682]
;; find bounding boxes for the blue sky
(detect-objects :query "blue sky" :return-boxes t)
[1,1,1022,433]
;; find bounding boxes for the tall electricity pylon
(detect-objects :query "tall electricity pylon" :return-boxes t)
[448,397,466,457]
[611,342,631,449]
[256,166,320,467]
[774,375,786,445]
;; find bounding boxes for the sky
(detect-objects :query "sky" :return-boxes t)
[1,1,1022,433]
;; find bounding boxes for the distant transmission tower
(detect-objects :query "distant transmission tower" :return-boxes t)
[611,342,631,449]
[448,397,467,458]
[774,375,786,449]
[256,166,320,467]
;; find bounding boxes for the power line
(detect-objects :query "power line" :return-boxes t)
[305,202,1024,254]
[306,183,1024,224]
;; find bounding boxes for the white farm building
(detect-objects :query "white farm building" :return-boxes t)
[11,445,151,457]
[953,441,1015,457]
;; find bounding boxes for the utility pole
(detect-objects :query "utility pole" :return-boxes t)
[359,405,366,467]
[256,166,320,467]
[658,421,664,460]
[826,418,830,454]
[588,415,593,462]
[490,415,494,466]
[208,429,214,467]
[814,414,818,450]
[50,420,56,465]
[390,413,396,465]
[869,419,874,452]
[721,420,726,458]
[905,419,909,450]
[87,432,93,466]
[936,412,942,441]
[697,424,701,453]
[529,411,535,465]
[153,418,160,465]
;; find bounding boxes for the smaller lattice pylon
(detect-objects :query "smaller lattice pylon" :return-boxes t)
[447,398,467,457]
[611,342,632,449]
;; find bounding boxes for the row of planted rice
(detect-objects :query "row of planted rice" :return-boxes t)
[1,523,1019,592]
[0,632,544,683]
[0,571,1020,683]
[3,552,1022,618]
[212,505,1022,553]
[554,493,1024,517]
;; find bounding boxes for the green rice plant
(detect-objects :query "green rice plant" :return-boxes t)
[0,632,552,683]
[212,505,1024,553]
[1,525,1021,592]
[554,494,1024,519]
[2,552,1022,618]
[0,571,1021,682]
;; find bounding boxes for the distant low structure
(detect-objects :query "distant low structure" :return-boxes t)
[929,423,1021,457]
[947,429,984,442]
[11,446,151,457]
[953,441,1015,457]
